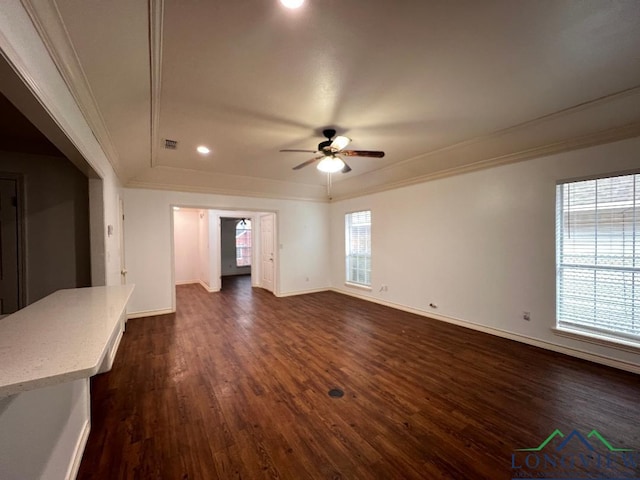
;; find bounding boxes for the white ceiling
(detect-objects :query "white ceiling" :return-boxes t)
[22,0,640,201]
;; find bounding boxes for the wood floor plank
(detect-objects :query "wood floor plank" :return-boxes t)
[78,276,640,479]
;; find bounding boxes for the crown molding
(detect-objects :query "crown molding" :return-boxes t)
[128,120,640,204]
[127,164,329,202]
[19,0,125,180]
[331,121,640,202]
[126,180,329,203]
[149,0,163,168]
[331,85,640,201]
[124,167,330,203]
[364,85,640,179]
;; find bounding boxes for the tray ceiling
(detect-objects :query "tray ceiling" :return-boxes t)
[20,0,640,200]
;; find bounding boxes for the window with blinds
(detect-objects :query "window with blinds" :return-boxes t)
[236,219,251,267]
[345,210,371,286]
[556,173,639,342]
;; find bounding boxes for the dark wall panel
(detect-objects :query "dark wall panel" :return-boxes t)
[0,151,90,304]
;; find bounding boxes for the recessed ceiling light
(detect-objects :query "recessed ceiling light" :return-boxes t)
[280,0,304,9]
[197,146,210,155]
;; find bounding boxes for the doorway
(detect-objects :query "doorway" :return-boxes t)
[220,217,252,280]
[171,207,277,309]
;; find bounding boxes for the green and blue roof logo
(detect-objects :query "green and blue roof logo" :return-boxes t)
[511,429,638,480]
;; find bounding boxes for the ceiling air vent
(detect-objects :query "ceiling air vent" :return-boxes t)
[163,139,178,150]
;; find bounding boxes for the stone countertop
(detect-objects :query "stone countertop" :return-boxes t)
[0,285,134,397]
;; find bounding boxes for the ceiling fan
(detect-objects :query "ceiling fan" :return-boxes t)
[280,129,385,173]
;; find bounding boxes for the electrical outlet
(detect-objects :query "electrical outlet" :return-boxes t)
[523,311,531,321]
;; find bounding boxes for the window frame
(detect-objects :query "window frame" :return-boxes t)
[235,219,252,268]
[345,210,372,288]
[555,170,640,349]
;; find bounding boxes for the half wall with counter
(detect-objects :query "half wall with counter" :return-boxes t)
[0,285,134,480]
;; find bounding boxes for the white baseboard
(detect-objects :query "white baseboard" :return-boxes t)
[331,287,640,375]
[199,280,219,293]
[66,419,90,480]
[127,307,175,319]
[276,287,330,298]
[175,280,219,292]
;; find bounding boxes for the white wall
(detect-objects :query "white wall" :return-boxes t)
[123,188,330,316]
[330,136,640,371]
[198,210,211,287]
[208,211,221,291]
[102,171,123,286]
[173,209,200,284]
[0,379,90,480]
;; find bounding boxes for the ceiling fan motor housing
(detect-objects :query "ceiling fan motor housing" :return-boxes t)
[322,128,336,139]
[318,139,333,152]
[319,129,337,153]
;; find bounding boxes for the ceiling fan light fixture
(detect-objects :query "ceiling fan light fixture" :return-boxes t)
[331,135,351,151]
[279,0,304,9]
[317,156,345,173]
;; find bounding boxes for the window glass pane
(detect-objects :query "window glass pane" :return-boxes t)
[556,173,639,341]
[345,210,371,286]
[236,219,251,267]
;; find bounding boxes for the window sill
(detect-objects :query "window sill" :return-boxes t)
[552,326,640,354]
[344,282,372,292]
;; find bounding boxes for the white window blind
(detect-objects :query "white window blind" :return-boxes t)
[345,210,371,286]
[556,173,639,341]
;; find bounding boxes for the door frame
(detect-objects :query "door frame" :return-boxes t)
[0,172,26,310]
[118,195,126,285]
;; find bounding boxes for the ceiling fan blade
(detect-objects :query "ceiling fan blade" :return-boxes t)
[330,135,351,151]
[341,160,352,173]
[280,149,318,153]
[292,155,324,170]
[341,150,385,158]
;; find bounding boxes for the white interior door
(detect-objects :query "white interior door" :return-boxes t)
[260,214,275,292]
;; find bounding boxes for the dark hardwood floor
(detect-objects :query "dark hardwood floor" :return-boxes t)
[78,276,640,479]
